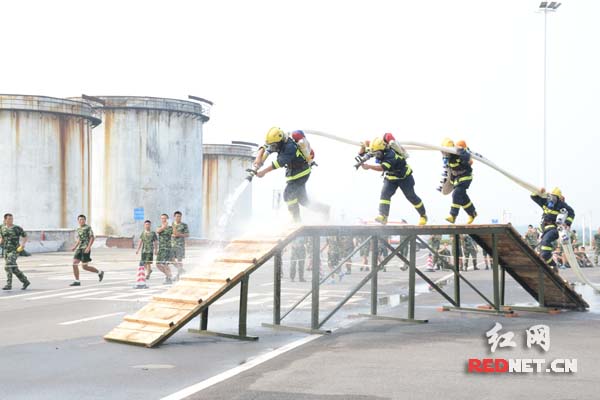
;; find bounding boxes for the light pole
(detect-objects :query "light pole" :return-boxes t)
[538,1,562,188]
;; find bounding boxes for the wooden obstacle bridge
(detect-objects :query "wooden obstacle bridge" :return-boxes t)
[104,224,588,348]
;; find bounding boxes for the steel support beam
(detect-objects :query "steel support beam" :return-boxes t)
[273,251,282,325]
[311,234,320,331]
[370,236,379,316]
[453,234,461,307]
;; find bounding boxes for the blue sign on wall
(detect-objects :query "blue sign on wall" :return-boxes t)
[134,208,145,221]
[491,219,499,224]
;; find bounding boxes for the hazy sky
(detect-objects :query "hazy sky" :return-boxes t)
[3,0,599,233]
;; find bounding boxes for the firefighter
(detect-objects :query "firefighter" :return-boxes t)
[531,187,575,271]
[361,137,427,225]
[442,139,477,224]
[255,127,329,222]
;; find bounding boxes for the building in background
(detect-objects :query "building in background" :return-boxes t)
[0,94,100,228]
[202,143,254,239]
[89,96,210,237]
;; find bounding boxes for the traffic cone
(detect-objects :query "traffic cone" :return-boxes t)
[134,262,148,289]
[426,254,434,271]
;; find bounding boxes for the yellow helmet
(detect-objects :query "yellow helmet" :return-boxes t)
[370,137,386,152]
[441,138,455,147]
[265,127,285,145]
[551,187,563,197]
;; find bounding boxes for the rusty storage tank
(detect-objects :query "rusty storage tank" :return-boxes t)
[90,96,210,237]
[0,94,100,228]
[202,143,254,239]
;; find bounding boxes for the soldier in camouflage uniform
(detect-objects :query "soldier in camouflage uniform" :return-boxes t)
[136,220,158,279]
[358,235,371,272]
[290,237,307,282]
[593,228,600,266]
[171,211,190,280]
[324,235,343,282]
[570,230,579,248]
[452,236,465,271]
[438,242,452,269]
[462,235,479,271]
[156,213,174,284]
[524,225,539,250]
[0,214,31,290]
[429,234,442,270]
[70,215,104,286]
[340,235,355,274]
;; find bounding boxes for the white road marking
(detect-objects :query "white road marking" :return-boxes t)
[58,312,126,326]
[160,334,322,400]
[161,316,361,400]
[26,288,111,301]
[64,290,114,299]
[0,279,131,300]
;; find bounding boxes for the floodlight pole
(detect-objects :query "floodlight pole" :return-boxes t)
[543,7,548,189]
[539,2,562,188]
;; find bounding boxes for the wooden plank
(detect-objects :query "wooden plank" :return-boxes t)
[180,276,229,284]
[117,321,168,333]
[124,316,174,328]
[104,327,163,345]
[215,257,256,264]
[231,239,280,245]
[152,295,203,305]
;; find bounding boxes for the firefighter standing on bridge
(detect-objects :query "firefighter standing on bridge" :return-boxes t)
[442,139,477,224]
[254,127,329,223]
[531,187,575,271]
[360,136,427,225]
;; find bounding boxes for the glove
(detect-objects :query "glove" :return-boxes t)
[17,246,24,252]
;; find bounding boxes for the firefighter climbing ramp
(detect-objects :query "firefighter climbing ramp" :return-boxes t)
[104,227,299,348]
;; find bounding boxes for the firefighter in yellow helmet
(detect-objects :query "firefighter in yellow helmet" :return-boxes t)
[531,187,575,271]
[254,127,329,222]
[360,136,427,225]
[442,138,477,224]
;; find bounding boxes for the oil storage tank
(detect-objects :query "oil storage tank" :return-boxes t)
[90,96,210,237]
[202,143,254,239]
[0,94,100,228]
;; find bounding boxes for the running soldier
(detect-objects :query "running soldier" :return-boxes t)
[156,214,174,284]
[70,215,104,286]
[0,214,31,290]
[171,211,189,280]
[136,220,158,279]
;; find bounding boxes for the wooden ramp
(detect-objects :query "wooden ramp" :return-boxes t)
[104,228,299,348]
[469,226,589,310]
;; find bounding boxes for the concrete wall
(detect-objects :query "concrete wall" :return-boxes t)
[202,144,254,239]
[91,97,207,237]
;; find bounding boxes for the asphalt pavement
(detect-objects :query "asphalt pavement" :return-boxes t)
[1,247,599,400]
